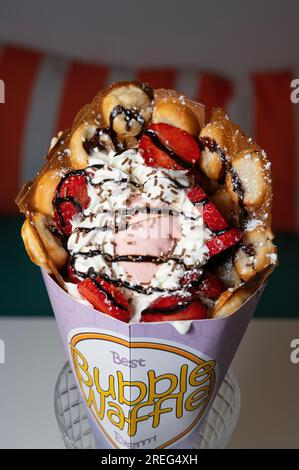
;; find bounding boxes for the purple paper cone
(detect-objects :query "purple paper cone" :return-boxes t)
[43,270,264,449]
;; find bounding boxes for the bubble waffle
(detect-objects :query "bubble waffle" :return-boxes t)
[16,81,277,321]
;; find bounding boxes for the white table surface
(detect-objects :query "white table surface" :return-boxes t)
[0,318,298,449]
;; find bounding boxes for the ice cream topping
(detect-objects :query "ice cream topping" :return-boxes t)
[66,146,212,321]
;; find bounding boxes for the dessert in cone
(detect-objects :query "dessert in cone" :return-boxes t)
[16,81,277,324]
[16,81,278,448]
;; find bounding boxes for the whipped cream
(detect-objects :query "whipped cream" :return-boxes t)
[66,146,212,324]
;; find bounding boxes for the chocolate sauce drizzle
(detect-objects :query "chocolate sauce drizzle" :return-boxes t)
[53,170,89,228]
[76,205,201,238]
[145,129,193,169]
[92,176,140,189]
[108,82,153,135]
[74,249,186,267]
[126,206,200,221]
[229,166,245,208]
[83,127,120,154]
[161,171,189,190]
[110,105,146,133]
[54,198,81,229]
[85,272,128,311]
[199,136,245,207]
[180,267,204,287]
[71,262,179,296]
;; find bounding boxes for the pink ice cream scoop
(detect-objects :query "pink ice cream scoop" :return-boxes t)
[114,196,181,283]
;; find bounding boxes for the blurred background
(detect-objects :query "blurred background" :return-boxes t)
[0,0,299,450]
[0,0,298,317]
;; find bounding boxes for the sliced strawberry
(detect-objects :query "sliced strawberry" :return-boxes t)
[78,276,130,322]
[139,123,200,170]
[187,186,207,204]
[203,201,228,232]
[207,228,243,257]
[187,186,228,232]
[141,294,207,322]
[58,172,90,208]
[180,270,225,300]
[180,268,203,287]
[195,272,225,300]
[54,200,80,236]
[53,171,90,236]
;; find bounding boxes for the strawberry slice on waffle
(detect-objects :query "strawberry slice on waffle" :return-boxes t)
[53,171,90,236]
[181,270,225,300]
[187,186,243,256]
[207,228,243,257]
[196,272,225,300]
[187,186,228,231]
[78,276,130,322]
[139,123,200,170]
[141,294,207,322]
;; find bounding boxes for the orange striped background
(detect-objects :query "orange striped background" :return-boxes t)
[0,45,42,213]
